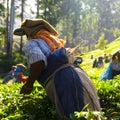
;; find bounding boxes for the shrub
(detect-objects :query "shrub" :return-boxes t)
[96,76,120,119]
[0,82,57,120]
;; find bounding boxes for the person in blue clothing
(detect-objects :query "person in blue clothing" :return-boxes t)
[100,50,120,80]
[12,63,27,83]
[13,19,101,119]
[112,51,120,77]
[2,65,17,84]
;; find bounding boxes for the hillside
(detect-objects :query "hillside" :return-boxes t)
[83,36,120,59]
[80,37,120,76]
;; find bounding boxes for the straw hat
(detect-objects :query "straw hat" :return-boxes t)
[16,63,27,69]
[112,49,120,56]
[13,19,59,37]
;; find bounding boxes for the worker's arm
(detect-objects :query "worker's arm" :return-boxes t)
[20,60,45,94]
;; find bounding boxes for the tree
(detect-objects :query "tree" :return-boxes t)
[95,33,108,50]
[113,28,120,38]
[36,0,40,18]
[1,0,120,56]
[0,2,5,50]
[7,0,15,58]
[5,0,10,57]
[19,0,25,54]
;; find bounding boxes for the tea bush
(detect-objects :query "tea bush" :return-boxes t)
[82,64,120,120]
[96,77,120,119]
[0,70,120,120]
[0,81,57,120]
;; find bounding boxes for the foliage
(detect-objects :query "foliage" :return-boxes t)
[0,69,119,120]
[12,52,27,65]
[95,33,108,50]
[0,3,5,17]
[0,38,120,119]
[70,110,106,120]
[0,38,4,46]
[0,82,57,120]
[1,0,120,56]
[0,27,5,35]
[82,37,120,60]
[96,77,120,119]
[106,37,120,54]
[0,52,15,73]
[0,51,27,74]
[84,66,120,120]
[113,28,120,38]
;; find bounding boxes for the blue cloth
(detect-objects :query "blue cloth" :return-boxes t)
[39,47,69,85]
[54,66,84,117]
[14,67,24,78]
[38,47,84,117]
[2,74,13,84]
[100,62,113,80]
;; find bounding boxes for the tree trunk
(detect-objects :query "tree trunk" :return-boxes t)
[36,0,40,18]
[20,0,25,54]
[8,0,15,59]
[5,0,9,57]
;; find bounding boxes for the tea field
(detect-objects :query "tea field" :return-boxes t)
[0,38,120,120]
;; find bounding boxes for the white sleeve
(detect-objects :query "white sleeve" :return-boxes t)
[24,41,47,67]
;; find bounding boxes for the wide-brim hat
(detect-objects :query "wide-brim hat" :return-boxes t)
[112,49,120,57]
[111,49,120,60]
[16,63,27,69]
[13,19,59,37]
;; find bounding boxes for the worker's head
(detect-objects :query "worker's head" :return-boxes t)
[13,19,58,39]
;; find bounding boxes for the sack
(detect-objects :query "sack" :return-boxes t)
[68,54,76,64]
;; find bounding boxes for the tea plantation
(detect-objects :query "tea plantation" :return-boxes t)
[0,38,120,120]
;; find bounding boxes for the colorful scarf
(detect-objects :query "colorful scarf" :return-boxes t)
[33,29,65,51]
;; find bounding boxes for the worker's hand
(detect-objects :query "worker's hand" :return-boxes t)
[20,83,33,94]
[20,61,45,95]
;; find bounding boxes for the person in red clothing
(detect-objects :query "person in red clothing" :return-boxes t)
[12,63,28,84]
[18,72,28,83]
